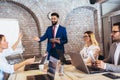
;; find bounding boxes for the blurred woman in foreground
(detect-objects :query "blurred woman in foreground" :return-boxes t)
[0,34,35,80]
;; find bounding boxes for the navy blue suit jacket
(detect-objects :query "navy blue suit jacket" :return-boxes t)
[39,25,68,59]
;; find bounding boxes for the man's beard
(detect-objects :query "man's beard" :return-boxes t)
[112,36,120,42]
[52,21,57,26]
[112,38,120,42]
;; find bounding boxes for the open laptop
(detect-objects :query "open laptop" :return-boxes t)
[69,52,106,74]
[24,55,47,71]
[27,56,59,80]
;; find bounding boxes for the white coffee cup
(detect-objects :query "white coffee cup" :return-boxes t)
[39,64,44,71]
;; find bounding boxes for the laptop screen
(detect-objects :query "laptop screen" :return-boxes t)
[47,56,59,76]
[26,56,59,80]
[69,52,90,74]
[24,55,47,71]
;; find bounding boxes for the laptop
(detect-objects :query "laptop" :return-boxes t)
[27,56,59,80]
[68,52,105,74]
[24,55,47,71]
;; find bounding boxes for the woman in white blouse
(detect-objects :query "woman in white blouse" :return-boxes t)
[0,34,35,80]
[80,31,100,64]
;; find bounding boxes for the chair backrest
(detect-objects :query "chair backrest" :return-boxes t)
[0,18,24,54]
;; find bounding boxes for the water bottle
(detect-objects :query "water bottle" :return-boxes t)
[59,64,64,76]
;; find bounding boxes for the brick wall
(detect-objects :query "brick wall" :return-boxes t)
[0,0,103,58]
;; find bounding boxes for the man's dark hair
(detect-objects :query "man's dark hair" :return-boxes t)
[51,12,59,18]
[0,34,4,42]
[113,22,120,31]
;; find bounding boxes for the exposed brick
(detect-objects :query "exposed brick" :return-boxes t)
[0,0,103,59]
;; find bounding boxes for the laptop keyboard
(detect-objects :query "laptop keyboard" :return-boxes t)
[87,66,101,71]
[87,66,105,74]
[34,74,54,80]
[24,63,39,71]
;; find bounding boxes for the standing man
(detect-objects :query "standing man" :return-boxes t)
[96,22,120,72]
[34,12,68,60]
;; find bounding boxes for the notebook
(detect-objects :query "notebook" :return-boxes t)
[27,56,59,80]
[68,52,106,74]
[24,55,47,71]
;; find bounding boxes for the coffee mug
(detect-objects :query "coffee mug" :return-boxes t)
[39,64,44,71]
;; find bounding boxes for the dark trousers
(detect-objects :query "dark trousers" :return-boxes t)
[49,48,59,60]
[48,48,66,65]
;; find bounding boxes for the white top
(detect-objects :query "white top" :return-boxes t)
[0,48,14,80]
[80,45,100,63]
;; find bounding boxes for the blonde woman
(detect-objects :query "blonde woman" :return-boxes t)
[80,31,100,64]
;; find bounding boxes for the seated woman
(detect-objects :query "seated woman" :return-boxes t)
[2,33,23,57]
[0,34,35,80]
[80,31,100,65]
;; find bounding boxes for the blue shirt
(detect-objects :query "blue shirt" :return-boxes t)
[0,48,14,80]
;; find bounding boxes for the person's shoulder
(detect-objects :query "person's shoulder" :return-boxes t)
[111,42,116,46]
[59,25,66,29]
[90,44,96,47]
[90,45,100,49]
[108,42,116,50]
[48,26,52,28]
[47,26,52,30]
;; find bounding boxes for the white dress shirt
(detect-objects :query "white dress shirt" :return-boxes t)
[114,43,120,65]
[0,48,14,80]
[53,24,59,38]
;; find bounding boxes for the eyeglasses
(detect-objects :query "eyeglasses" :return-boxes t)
[83,36,89,38]
[111,31,120,34]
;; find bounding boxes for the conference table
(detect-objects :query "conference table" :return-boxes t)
[8,65,120,80]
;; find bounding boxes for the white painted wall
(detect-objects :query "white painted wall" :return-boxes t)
[102,3,120,15]
[0,18,24,54]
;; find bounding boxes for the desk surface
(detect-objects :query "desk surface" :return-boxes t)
[8,65,120,80]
